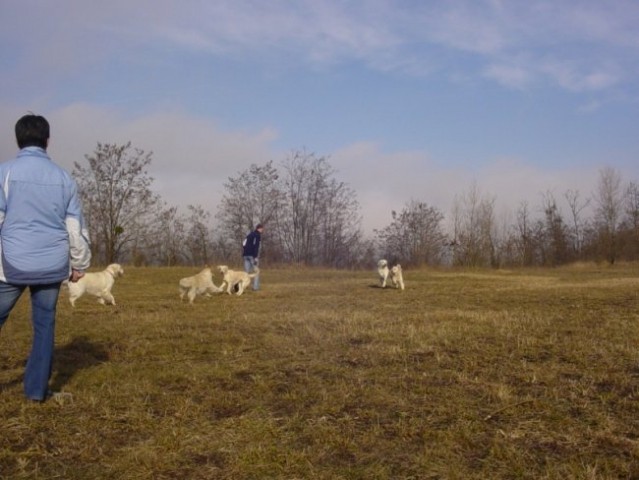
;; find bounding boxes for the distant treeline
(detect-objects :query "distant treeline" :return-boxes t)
[73,142,638,268]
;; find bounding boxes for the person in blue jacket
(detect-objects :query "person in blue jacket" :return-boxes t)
[0,114,91,402]
[242,224,263,291]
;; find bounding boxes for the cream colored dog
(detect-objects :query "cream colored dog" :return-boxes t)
[217,265,259,296]
[179,267,223,304]
[389,264,405,290]
[377,259,390,288]
[67,263,124,307]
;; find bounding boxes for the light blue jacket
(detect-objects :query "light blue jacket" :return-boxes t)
[0,147,91,284]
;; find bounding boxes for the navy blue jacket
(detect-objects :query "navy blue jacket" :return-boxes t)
[242,230,262,258]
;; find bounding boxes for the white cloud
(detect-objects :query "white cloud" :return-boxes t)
[483,63,534,89]
[0,103,626,238]
[0,103,280,216]
[330,143,604,235]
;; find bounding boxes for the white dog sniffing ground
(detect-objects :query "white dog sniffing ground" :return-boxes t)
[179,267,223,304]
[217,265,259,296]
[67,263,124,307]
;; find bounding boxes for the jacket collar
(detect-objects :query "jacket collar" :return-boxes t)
[17,147,49,159]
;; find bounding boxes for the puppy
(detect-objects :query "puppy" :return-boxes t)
[389,264,405,290]
[217,265,259,296]
[377,259,390,288]
[67,263,124,307]
[179,267,223,304]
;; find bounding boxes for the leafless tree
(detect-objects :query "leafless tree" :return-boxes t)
[514,201,535,266]
[317,177,362,267]
[216,161,282,251]
[451,182,496,267]
[150,205,187,266]
[73,142,159,264]
[539,191,570,266]
[376,200,446,266]
[564,189,590,258]
[274,150,361,265]
[594,167,623,264]
[185,204,213,266]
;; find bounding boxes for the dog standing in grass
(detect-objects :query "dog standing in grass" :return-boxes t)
[389,264,405,290]
[179,267,223,304]
[377,259,390,288]
[67,263,124,307]
[217,265,260,296]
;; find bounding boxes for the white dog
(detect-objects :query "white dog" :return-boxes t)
[217,265,259,296]
[179,267,223,304]
[67,263,124,307]
[389,264,405,290]
[377,259,390,288]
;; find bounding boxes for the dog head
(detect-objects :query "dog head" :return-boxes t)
[390,264,402,276]
[377,259,388,269]
[106,263,124,277]
[217,265,229,276]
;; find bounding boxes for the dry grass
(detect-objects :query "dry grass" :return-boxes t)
[1,264,639,479]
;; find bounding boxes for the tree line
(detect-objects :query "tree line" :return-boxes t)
[73,142,639,269]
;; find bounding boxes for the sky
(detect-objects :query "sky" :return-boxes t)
[1,0,638,234]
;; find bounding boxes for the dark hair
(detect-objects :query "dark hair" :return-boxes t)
[15,114,50,149]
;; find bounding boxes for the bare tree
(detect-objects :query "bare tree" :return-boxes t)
[376,200,446,266]
[564,189,590,258]
[451,182,496,267]
[151,205,187,266]
[273,151,359,264]
[593,167,623,264]
[185,204,213,265]
[73,142,159,264]
[317,177,362,267]
[620,181,639,259]
[539,191,570,266]
[514,201,535,266]
[624,182,639,233]
[216,161,282,251]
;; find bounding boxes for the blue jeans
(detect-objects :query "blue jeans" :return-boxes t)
[243,256,259,291]
[0,281,61,401]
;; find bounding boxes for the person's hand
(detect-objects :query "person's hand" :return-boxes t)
[69,269,85,283]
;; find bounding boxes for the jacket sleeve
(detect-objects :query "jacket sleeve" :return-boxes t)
[65,182,91,271]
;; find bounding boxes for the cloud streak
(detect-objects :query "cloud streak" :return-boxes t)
[3,1,638,91]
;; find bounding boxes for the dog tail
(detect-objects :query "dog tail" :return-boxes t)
[249,267,260,278]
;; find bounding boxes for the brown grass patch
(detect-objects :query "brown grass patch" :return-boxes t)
[1,265,639,478]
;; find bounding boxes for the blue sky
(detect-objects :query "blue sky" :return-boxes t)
[1,0,638,233]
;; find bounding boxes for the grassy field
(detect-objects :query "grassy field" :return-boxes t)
[1,264,639,479]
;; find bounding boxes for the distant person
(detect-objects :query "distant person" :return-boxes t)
[0,114,91,402]
[242,224,264,291]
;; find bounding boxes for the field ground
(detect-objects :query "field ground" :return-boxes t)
[1,264,639,479]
